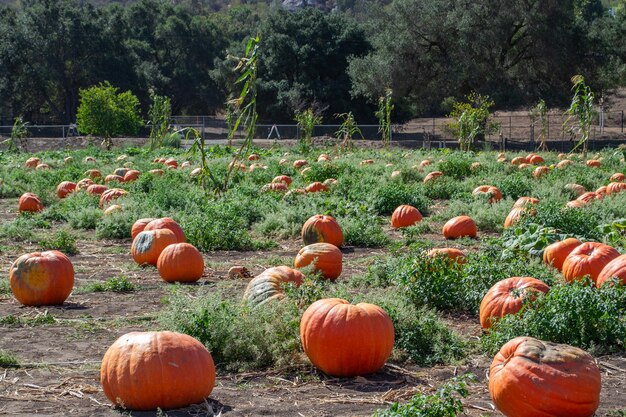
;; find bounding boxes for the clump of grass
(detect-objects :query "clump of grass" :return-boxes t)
[80,276,136,293]
[39,229,79,255]
[159,289,302,372]
[0,312,56,327]
[340,215,390,247]
[482,279,626,356]
[0,278,10,295]
[0,350,20,367]
[370,183,430,215]
[373,374,474,417]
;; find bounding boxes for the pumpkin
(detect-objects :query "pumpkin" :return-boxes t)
[131,218,156,240]
[610,173,625,182]
[577,191,600,203]
[149,169,164,176]
[391,170,401,178]
[293,159,308,169]
[425,248,467,264]
[262,182,288,192]
[323,178,338,186]
[279,158,289,165]
[318,154,331,162]
[423,171,443,183]
[64,156,74,164]
[607,182,626,195]
[272,175,292,186]
[360,159,375,165]
[511,156,527,165]
[18,192,44,213]
[180,161,191,169]
[586,159,601,167]
[103,205,123,215]
[144,217,186,243]
[56,181,76,199]
[84,169,102,179]
[114,167,129,177]
[489,336,601,417]
[84,156,97,163]
[503,206,537,229]
[305,182,328,193]
[24,157,40,168]
[294,243,342,280]
[419,159,431,167]
[157,243,204,283]
[123,170,140,182]
[300,298,394,377]
[479,277,549,329]
[562,242,620,284]
[99,188,127,208]
[595,185,608,197]
[131,229,177,265]
[557,159,573,168]
[35,163,50,170]
[165,158,178,168]
[248,153,260,161]
[566,199,585,208]
[9,250,74,306]
[302,215,344,247]
[86,184,108,196]
[532,166,549,179]
[512,197,539,208]
[243,266,305,307]
[104,174,125,184]
[101,331,215,411]
[528,154,544,164]
[442,216,477,239]
[518,163,531,169]
[390,205,422,228]
[564,183,586,196]
[75,178,94,191]
[472,185,502,203]
[596,254,626,287]
[543,238,582,271]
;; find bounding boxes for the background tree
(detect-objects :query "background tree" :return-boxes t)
[76,82,143,149]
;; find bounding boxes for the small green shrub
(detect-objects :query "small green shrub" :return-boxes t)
[423,178,462,200]
[340,215,390,247]
[373,374,474,417]
[0,278,10,294]
[482,279,626,355]
[96,212,135,240]
[370,183,431,215]
[437,153,473,179]
[160,289,301,372]
[39,229,79,255]
[81,276,136,293]
[68,207,102,230]
[0,350,20,367]
[496,172,533,199]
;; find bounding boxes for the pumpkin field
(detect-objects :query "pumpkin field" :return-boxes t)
[1,144,625,416]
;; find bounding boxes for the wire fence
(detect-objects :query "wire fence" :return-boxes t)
[1,110,625,152]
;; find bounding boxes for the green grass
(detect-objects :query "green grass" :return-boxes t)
[76,276,136,293]
[0,350,20,367]
[0,312,56,327]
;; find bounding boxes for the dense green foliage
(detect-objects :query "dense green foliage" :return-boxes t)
[1,0,625,125]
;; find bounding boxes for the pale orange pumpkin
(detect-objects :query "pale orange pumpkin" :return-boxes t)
[75,178,94,191]
[423,171,443,183]
[425,248,467,264]
[243,266,305,306]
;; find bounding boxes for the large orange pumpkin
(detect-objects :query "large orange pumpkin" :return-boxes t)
[300,298,394,377]
[131,218,156,240]
[294,243,342,280]
[301,215,344,247]
[607,182,626,195]
[532,166,549,179]
[542,238,582,271]
[556,159,573,169]
[479,277,549,329]
[156,243,204,283]
[24,157,40,168]
[131,229,177,265]
[243,266,305,307]
[511,156,527,165]
[390,205,423,228]
[562,242,620,284]
[75,178,94,191]
[56,181,77,199]
[504,207,529,229]
[609,173,625,182]
[425,248,467,264]
[123,170,140,182]
[144,217,186,243]
[528,154,544,164]
[272,175,292,186]
[442,216,477,239]
[104,174,124,184]
[18,192,44,213]
[101,331,215,411]
[586,159,601,167]
[472,185,502,203]
[84,169,102,179]
[596,254,626,287]
[489,337,601,417]
[9,250,74,306]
